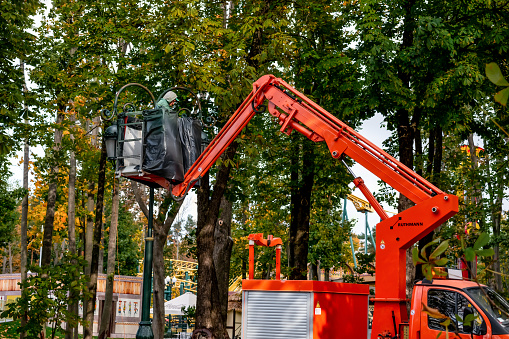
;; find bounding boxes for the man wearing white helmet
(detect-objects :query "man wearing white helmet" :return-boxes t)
[163,91,177,106]
[157,90,178,111]
[145,89,185,183]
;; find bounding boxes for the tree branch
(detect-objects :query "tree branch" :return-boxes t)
[131,181,150,218]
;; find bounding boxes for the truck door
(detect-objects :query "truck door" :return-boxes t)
[420,287,489,338]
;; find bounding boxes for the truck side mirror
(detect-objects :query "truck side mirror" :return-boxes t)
[463,307,474,333]
[479,320,487,335]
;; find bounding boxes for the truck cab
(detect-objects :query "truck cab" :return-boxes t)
[410,279,509,338]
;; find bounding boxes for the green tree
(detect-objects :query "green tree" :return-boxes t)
[354,0,509,295]
[281,0,364,280]
[103,201,142,276]
[308,208,352,280]
[0,0,42,154]
[226,0,364,283]
[0,160,25,247]
[485,62,509,290]
[26,0,153,335]
[1,255,89,339]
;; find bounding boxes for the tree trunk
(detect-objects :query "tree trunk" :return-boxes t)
[83,117,99,322]
[67,115,77,255]
[395,0,418,310]
[20,59,30,339]
[152,200,183,339]
[416,126,442,281]
[80,193,86,258]
[468,133,482,205]
[85,181,96,272]
[196,172,221,336]
[41,111,64,267]
[288,136,299,277]
[213,197,233,327]
[84,137,107,339]
[493,218,502,290]
[195,142,238,339]
[289,138,316,280]
[65,112,78,339]
[98,177,119,339]
[467,133,482,279]
[152,222,168,339]
[397,108,416,308]
[487,153,503,290]
[41,179,57,264]
[98,222,104,274]
[8,244,12,274]
[53,243,60,265]
[240,205,248,280]
[309,263,318,281]
[85,117,100,273]
[398,119,415,308]
[493,192,503,291]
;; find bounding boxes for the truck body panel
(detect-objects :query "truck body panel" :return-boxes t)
[242,280,369,339]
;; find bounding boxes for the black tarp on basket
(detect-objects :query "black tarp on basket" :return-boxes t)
[142,107,184,184]
[178,116,202,174]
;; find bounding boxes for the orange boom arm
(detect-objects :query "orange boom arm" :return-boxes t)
[172,75,458,338]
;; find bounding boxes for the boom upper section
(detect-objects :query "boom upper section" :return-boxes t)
[172,74,443,204]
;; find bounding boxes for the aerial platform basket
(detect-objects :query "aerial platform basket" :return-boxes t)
[103,83,203,191]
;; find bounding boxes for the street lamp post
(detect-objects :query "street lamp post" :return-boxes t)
[136,187,155,339]
[163,276,178,337]
[164,276,171,301]
[164,276,178,300]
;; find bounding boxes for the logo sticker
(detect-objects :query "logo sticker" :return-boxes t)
[380,240,385,250]
[398,222,424,227]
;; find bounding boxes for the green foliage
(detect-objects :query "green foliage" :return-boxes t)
[308,207,353,271]
[0,158,26,248]
[0,319,71,339]
[341,252,375,284]
[355,252,376,275]
[103,202,142,276]
[462,232,494,263]
[412,239,449,280]
[175,216,198,261]
[486,62,509,106]
[0,0,42,154]
[413,233,495,280]
[1,254,90,339]
[355,0,509,199]
[181,305,196,326]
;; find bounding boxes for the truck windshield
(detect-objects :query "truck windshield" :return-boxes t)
[467,287,509,325]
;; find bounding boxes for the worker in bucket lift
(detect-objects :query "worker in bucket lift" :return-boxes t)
[157,90,178,112]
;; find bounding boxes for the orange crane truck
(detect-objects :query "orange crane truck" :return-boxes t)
[135,75,509,338]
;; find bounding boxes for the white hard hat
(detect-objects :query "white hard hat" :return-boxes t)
[163,91,177,103]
